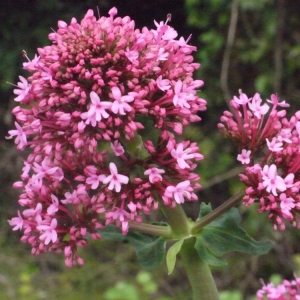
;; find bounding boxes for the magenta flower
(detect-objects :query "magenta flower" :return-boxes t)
[266,137,283,152]
[144,167,165,183]
[7,122,27,150]
[102,163,129,192]
[47,194,59,216]
[110,140,125,156]
[232,92,250,106]
[248,93,269,119]
[37,218,58,245]
[13,76,31,102]
[156,75,171,91]
[32,158,64,181]
[173,80,195,108]
[125,47,139,63]
[237,149,251,165]
[261,164,286,196]
[81,91,112,127]
[171,143,195,169]
[8,211,23,231]
[23,203,42,218]
[111,86,134,115]
[164,180,192,204]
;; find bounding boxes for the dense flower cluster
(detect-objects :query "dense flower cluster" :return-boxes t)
[257,276,300,300]
[8,7,206,266]
[218,92,300,230]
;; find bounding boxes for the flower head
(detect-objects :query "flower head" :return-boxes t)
[8,7,206,266]
[219,92,300,230]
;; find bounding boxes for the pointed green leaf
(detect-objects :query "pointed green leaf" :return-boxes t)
[194,204,273,265]
[194,236,227,266]
[202,208,272,256]
[99,225,166,270]
[198,202,212,219]
[166,239,184,275]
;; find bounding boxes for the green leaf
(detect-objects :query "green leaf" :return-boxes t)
[166,239,184,275]
[119,134,148,159]
[194,236,227,266]
[99,225,166,270]
[194,203,273,265]
[197,202,212,219]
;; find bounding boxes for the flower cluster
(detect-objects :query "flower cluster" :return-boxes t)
[8,7,206,266]
[218,92,300,230]
[257,276,300,300]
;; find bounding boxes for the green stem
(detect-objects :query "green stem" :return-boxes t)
[128,221,171,238]
[191,190,243,234]
[180,237,219,300]
[160,203,190,238]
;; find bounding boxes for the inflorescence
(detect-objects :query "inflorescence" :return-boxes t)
[219,92,300,231]
[8,7,206,266]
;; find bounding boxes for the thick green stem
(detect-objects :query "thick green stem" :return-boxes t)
[160,203,190,238]
[191,190,243,234]
[128,221,171,238]
[180,238,219,300]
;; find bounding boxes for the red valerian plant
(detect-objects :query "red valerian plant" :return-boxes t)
[7,6,300,300]
[8,7,205,268]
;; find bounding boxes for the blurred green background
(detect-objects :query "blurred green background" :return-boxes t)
[1,0,300,299]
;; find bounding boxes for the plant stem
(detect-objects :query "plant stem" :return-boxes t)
[128,221,171,238]
[191,190,243,234]
[161,204,219,299]
[180,237,219,300]
[160,203,190,238]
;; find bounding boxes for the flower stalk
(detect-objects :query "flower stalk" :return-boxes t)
[192,190,243,234]
[180,237,220,300]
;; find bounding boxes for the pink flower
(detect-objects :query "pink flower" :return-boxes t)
[171,143,194,169]
[13,76,31,102]
[125,47,139,62]
[85,165,106,190]
[110,140,125,156]
[33,158,64,181]
[106,208,130,235]
[8,211,23,231]
[164,180,191,204]
[266,137,283,152]
[232,92,250,106]
[144,167,165,183]
[173,80,195,108]
[47,194,59,216]
[81,91,112,126]
[248,93,269,119]
[237,149,251,164]
[23,203,42,218]
[261,164,286,196]
[102,163,129,192]
[111,87,134,115]
[266,94,290,107]
[62,190,79,205]
[37,218,58,245]
[156,75,171,91]
[23,53,40,72]
[7,122,27,150]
